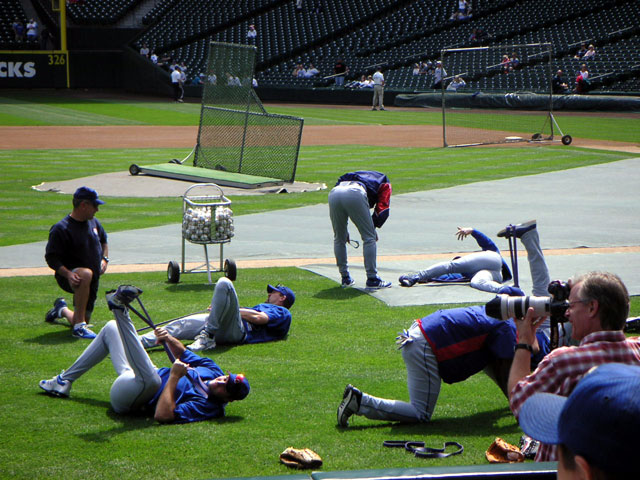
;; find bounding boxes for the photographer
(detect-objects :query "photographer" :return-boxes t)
[508,271,640,463]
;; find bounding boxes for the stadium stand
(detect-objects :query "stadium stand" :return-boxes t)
[0,0,38,50]
[65,0,144,25]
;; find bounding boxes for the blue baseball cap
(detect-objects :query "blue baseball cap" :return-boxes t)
[267,284,295,309]
[74,186,105,206]
[518,363,640,474]
[226,373,250,401]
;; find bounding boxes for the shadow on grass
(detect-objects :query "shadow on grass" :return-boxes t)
[313,287,366,300]
[337,407,518,436]
[26,329,77,345]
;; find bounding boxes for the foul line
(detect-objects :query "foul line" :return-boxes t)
[1,246,639,278]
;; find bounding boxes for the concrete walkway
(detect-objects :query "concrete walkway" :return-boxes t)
[2,157,639,306]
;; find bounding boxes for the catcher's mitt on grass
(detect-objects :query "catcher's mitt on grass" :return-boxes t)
[279,447,323,469]
[485,437,524,463]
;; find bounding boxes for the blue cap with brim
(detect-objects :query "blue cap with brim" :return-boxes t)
[226,373,250,401]
[267,284,295,309]
[518,363,640,474]
[74,186,105,205]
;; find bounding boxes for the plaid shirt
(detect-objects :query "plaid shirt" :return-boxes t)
[510,330,640,462]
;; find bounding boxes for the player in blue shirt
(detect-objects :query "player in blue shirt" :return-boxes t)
[39,285,250,424]
[329,170,392,289]
[398,226,522,294]
[139,278,294,351]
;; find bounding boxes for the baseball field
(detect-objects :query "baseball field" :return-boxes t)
[0,89,638,479]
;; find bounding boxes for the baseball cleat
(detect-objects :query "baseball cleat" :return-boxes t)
[106,285,143,310]
[188,330,216,351]
[72,324,97,339]
[366,277,392,290]
[398,274,419,287]
[497,220,536,239]
[45,297,67,323]
[341,276,355,288]
[39,373,71,397]
[337,384,362,427]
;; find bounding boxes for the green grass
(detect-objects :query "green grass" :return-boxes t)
[0,91,638,479]
[2,270,639,480]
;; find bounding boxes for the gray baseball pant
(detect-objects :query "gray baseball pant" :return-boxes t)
[60,309,162,413]
[139,277,245,348]
[373,85,384,108]
[416,250,504,292]
[357,321,440,423]
[329,182,378,280]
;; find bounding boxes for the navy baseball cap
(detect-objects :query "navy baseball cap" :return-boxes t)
[267,284,295,309]
[74,186,105,206]
[518,363,640,474]
[226,373,250,401]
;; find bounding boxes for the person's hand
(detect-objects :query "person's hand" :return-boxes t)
[100,258,108,274]
[169,359,188,378]
[154,327,169,344]
[456,227,473,241]
[516,307,544,352]
[65,270,81,287]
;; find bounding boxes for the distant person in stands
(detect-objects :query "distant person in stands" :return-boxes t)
[26,19,38,42]
[574,44,587,59]
[412,63,421,75]
[582,44,596,60]
[431,61,446,89]
[292,64,305,77]
[446,75,466,92]
[420,60,434,74]
[247,24,257,45]
[574,72,589,94]
[579,64,589,80]
[509,52,520,70]
[208,73,217,85]
[150,51,158,64]
[501,55,512,74]
[12,19,24,43]
[139,43,150,57]
[552,70,569,94]
[304,63,319,78]
[334,59,348,87]
[191,73,204,86]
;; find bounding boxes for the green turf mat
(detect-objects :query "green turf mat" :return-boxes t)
[130,163,283,189]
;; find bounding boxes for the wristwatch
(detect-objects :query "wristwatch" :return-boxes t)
[514,343,533,353]
[102,256,109,263]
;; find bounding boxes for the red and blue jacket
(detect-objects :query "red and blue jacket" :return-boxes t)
[418,306,548,384]
[337,170,391,228]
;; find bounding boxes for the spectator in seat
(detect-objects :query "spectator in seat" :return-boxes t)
[574,44,587,59]
[552,70,569,94]
[140,44,150,57]
[446,75,466,92]
[509,52,520,70]
[247,25,257,45]
[304,64,319,78]
[412,63,420,75]
[333,59,348,87]
[582,44,596,60]
[26,19,38,42]
[12,19,25,43]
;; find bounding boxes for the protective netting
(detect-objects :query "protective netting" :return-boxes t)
[441,44,554,147]
[194,42,303,182]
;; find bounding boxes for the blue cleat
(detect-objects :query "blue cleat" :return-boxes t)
[45,297,67,323]
[39,373,72,397]
[497,220,537,239]
[72,324,97,339]
[105,285,143,310]
[366,277,392,290]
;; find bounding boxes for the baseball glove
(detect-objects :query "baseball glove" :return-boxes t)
[485,437,524,464]
[279,447,323,469]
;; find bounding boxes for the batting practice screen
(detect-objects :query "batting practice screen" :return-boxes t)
[194,42,303,182]
[441,43,553,147]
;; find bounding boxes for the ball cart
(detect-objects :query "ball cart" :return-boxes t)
[167,183,237,284]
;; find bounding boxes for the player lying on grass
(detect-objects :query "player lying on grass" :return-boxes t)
[397,223,536,294]
[338,220,568,426]
[39,285,250,424]
[138,278,294,352]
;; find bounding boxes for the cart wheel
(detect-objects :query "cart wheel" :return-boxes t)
[531,133,542,141]
[129,164,140,175]
[224,259,237,281]
[167,261,180,283]
[169,158,181,164]
[561,135,572,145]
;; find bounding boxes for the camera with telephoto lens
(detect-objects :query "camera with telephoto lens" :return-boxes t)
[485,280,571,322]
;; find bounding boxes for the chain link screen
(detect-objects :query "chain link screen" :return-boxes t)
[194,42,303,182]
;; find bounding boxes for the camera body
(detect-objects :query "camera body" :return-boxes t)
[485,280,571,322]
